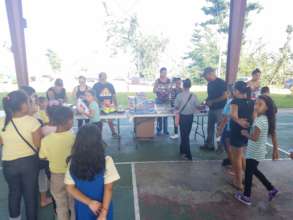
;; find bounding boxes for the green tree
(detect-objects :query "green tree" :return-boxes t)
[105,15,168,78]
[185,0,262,81]
[239,25,293,86]
[45,49,62,73]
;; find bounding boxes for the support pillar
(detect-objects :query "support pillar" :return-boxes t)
[5,0,29,87]
[226,0,247,85]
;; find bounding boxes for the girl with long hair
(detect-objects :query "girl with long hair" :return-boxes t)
[235,95,279,205]
[0,90,42,220]
[65,124,120,220]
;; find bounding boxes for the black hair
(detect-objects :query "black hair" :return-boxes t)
[234,81,251,98]
[54,78,63,87]
[2,90,28,131]
[68,124,105,181]
[46,105,58,124]
[38,96,46,104]
[160,67,167,73]
[78,76,86,80]
[203,67,215,76]
[252,68,261,76]
[46,88,56,100]
[258,95,276,136]
[51,106,73,126]
[183,78,192,89]
[85,89,96,97]
[261,86,270,95]
[172,77,181,83]
[20,86,36,97]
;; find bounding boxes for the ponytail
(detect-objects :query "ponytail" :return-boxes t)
[2,90,28,132]
[2,96,13,131]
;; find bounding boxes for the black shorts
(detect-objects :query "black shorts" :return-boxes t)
[230,128,248,148]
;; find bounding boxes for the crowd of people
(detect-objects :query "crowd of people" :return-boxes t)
[0,72,120,220]
[0,67,291,220]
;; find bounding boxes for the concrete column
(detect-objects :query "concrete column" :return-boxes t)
[5,0,29,87]
[226,0,247,85]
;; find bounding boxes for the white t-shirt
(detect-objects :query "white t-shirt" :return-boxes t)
[64,156,120,185]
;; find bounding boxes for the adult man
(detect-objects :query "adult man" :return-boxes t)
[153,67,171,135]
[92,72,118,137]
[201,67,227,150]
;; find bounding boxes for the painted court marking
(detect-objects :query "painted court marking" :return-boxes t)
[131,162,141,220]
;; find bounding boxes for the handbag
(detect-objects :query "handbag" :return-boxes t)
[11,119,49,170]
[175,94,193,127]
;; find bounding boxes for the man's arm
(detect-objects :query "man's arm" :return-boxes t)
[207,92,227,106]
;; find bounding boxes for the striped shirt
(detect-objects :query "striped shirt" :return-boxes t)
[246,115,268,161]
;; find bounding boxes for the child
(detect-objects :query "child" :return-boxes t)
[217,90,233,168]
[230,81,254,191]
[65,124,120,220]
[0,90,41,220]
[170,77,182,139]
[39,106,75,220]
[47,87,61,107]
[82,90,101,131]
[38,96,49,124]
[39,106,58,207]
[260,86,270,96]
[235,95,279,205]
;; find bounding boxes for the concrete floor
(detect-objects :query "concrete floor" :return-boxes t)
[0,110,292,219]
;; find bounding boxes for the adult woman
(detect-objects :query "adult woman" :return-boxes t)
[174,79,199,160]
[0,90,42,220]
[247,68,261,100]
[73,76,90,128]
[50,78,67,103]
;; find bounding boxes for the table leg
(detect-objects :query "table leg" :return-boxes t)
[201,116,206,141]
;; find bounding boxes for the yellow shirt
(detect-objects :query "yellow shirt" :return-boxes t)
[64,156,120,185]
[38,110,49,124]
[0,115,40,161]
[39,130,75,173]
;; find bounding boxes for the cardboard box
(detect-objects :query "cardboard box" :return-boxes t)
[134,117,155,138]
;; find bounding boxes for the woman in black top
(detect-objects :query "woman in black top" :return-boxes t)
[73,76,90,128]
[230,81,254,191]
[51,78,67,103]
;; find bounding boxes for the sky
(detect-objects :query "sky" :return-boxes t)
[0,0,293,83]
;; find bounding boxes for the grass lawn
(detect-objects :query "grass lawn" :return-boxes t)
[0,92,292,109]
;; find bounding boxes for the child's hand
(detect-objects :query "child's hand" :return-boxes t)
[238,119,249,128]
[88,200,101,215]
[241,130,249,138]
[97,213,107,220]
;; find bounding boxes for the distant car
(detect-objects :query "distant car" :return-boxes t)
[284,79,293,89]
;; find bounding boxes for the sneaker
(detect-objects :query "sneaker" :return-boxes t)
[163,131,170,136]
[234,192,252,206]
[222,158,231,167]
[268,188,279,201]
[170,134,179,139]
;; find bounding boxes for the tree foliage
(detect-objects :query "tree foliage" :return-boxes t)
[185,0,262,81]
[239,25,293,86]
[105,15,168,78]
[45,49,62,73]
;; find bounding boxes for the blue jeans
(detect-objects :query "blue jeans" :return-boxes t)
[157,117,168,134]
[3,155,39,220]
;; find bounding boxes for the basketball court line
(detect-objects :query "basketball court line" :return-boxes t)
[131,162,141,220]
